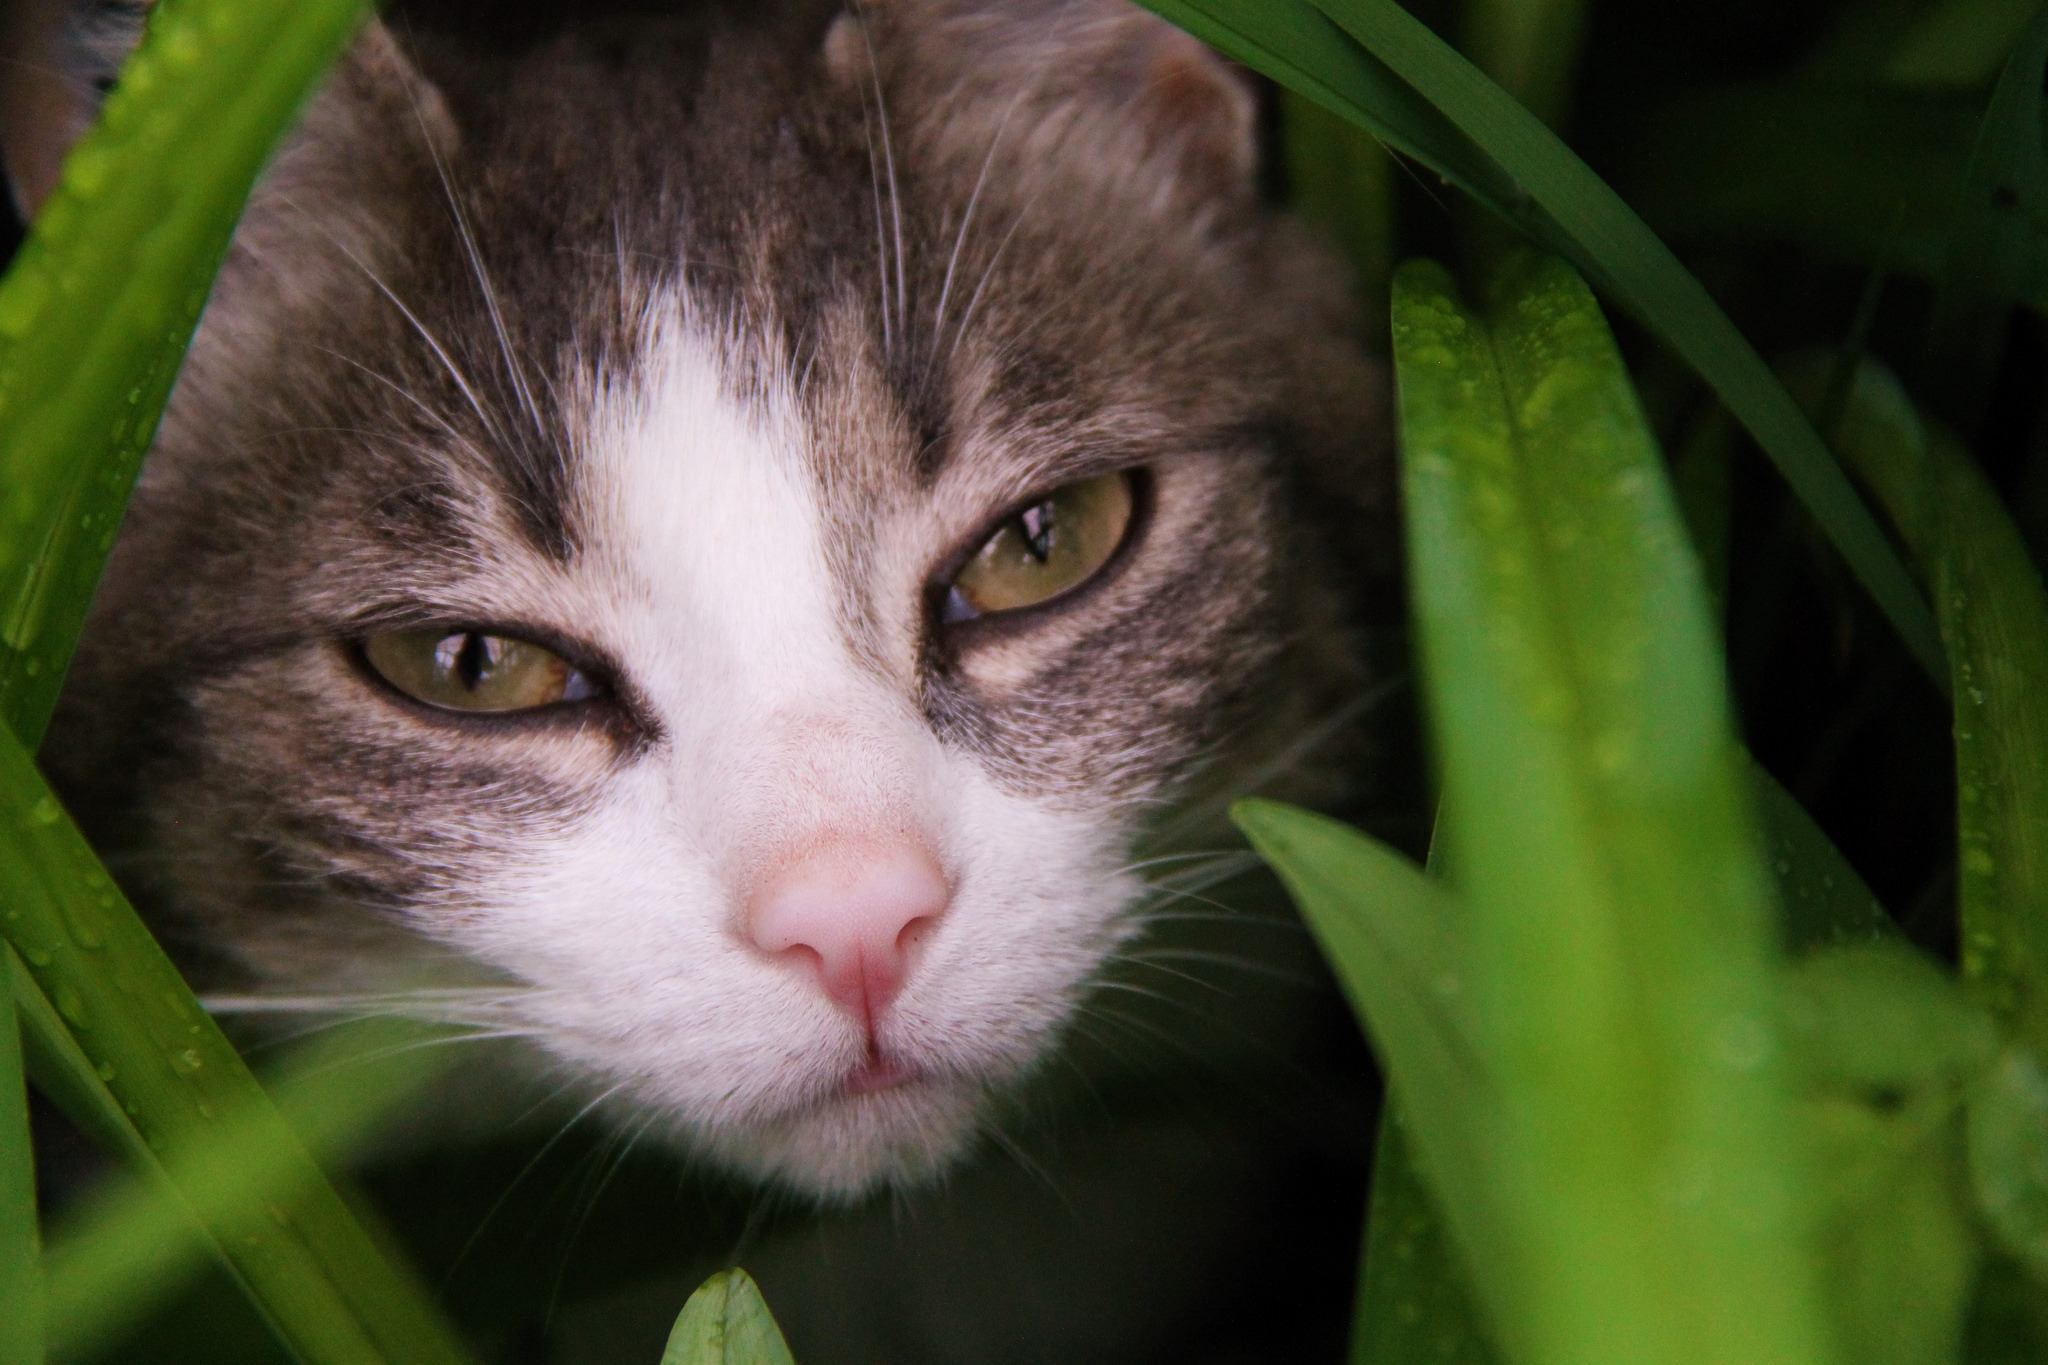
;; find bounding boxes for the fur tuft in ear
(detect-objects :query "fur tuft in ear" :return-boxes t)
[1128,21,1256,200]
[868,0,1260,212]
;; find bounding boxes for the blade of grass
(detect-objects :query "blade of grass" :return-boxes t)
[1826,359,2048,1055]
[43,1018,451,1364]
[1232,800,1511,1340]
[1133,0,1948,691]
[1394,252,1829,1365]
[661,1269,797,1365]
[1457,0,1586,130]
[1787,945,1991,1365]
[1922,0,2048,430]
[1,949,42,1365]
[0,0,372,747]
[1747,757,1901,953]
[1282,88,1395,338]
[1350,1107,1500,1365]
[0,728,473,1365]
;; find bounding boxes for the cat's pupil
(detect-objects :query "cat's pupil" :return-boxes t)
[1018,501,1056,563]
[432,632,500,691]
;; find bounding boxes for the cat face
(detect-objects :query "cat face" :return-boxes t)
[42,0,1387,1198]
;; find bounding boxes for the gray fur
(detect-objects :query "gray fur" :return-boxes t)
[39,0,1392,1192]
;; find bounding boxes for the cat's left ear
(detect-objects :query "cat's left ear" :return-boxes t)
[829,0,1260,207]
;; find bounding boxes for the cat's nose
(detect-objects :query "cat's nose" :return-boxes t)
[748,842,949,1023]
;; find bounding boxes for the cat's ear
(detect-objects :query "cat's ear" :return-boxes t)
[0,0,145,221]
[829,0,1259,207]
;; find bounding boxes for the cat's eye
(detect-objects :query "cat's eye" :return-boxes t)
[943,472,1135,622]
[361,630,599,713]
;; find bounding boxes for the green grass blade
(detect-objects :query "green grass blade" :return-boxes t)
[1923,0,2048,425]
[1787,945,1992,1365]
[661,1270,797,1365]
[1393,252,1829,1365]
[43,1019,449,1364]
[1747,758,1901,953]
[1456,0,1587,130]
[1,952,42,1365]
[1826,359,2048,1055]
[1282,88,1395,334]
[0,0,371,748]
[0,730,474,1365]
[1232,802,1500,1234]
[1350,1107,1500,1365]
[1133,0,1948,691]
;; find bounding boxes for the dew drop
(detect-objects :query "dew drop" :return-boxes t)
[170,1049,202,1076]
[29,794,61,825]
[54,985,89,1029]
[95,1062,115,1082]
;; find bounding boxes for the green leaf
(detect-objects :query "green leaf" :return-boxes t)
[1350,1108,1500,1365]
[0,729,473,1365]
[1281,88,1395,333]
[1231,799,1509,1327]
[661,1270,797,1365]
[1133,0,1947,690]
[1966,1049,2048,1282]
[42,1016,453,1363]
[1,951,42,1365]
[1747,757,1901,953]
[0,0,372,747]
[1823,358,2048,1055]
[1786,946,1990,1365]
[1393,252,1828,1365]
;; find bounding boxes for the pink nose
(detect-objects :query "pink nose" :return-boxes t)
[749,842,949,1023]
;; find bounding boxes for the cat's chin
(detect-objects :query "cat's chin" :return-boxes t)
[687,1072,989,1201]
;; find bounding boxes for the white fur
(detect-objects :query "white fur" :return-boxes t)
[394,302,1143,1197]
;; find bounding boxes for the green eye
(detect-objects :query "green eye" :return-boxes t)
[362,630,598,713]
[944,472,1135,622]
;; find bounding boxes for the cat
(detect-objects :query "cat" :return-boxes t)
[11,0,1392,1226]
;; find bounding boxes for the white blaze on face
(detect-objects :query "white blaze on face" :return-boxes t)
[440,305,1142,1197]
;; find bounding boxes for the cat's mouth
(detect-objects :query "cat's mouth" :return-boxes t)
[842,1052,917,1095]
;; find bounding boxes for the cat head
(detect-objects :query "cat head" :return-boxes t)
[33,0,1389,1198]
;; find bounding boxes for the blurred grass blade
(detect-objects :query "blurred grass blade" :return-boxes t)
[1965,1048,2048,1281]
[1393,252,1829,1365]
[1134,0,1947,691]
[0,0,372,747]
[1,951,42,1365]
[1923,0,2048,427]
[1825,359,2048,1055]
[0,729,474,1365]
[1455,0,1586,130]
[1351,1106,1499,1365]
[1232,800,1511,1329]
[43,1018,451,1364]
[12,942,149,1167]
[1747,757,1901,953]
[1282,88,1395,335]
[661,1269,797,1365]
[1787,945,1992,1365]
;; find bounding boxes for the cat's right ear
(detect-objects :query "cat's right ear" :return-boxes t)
[0,0,143,221]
